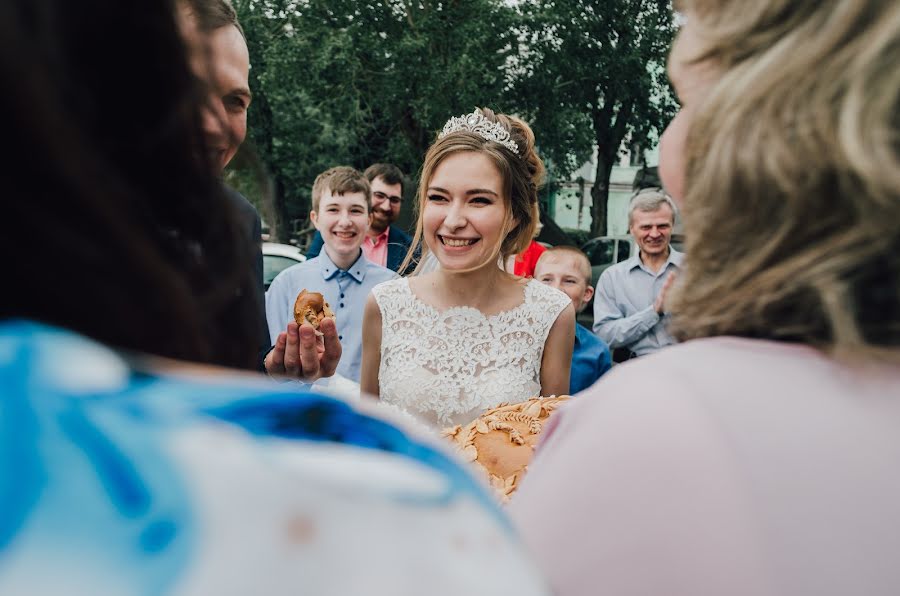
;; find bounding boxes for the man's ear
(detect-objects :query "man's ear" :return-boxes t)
[582,284,595,304]
[309,209,319,230]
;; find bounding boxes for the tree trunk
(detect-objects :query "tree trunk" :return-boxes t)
[399,107,427,159]
[271,177,288,243]
[238,142,279,243]
[590,153,613,236]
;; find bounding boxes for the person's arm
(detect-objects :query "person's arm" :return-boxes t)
[359,293,383,399]
[592,270,660,349]
[597,337,613,377]
[540,303,575,397]
[248,212,270,359]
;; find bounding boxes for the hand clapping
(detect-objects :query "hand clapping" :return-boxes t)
[654,272,677,315]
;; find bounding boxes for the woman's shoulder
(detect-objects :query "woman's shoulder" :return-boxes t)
[371,276,408,297]
[525,278,571,311]
[576,336,900,414]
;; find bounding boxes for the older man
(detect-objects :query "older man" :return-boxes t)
[592,188,683,360]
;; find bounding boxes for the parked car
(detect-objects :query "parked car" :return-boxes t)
[581,235,635,291]
[262,242,306,291]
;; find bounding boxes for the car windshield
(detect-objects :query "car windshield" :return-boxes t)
[587,239,615,266]
[264,255,301,288]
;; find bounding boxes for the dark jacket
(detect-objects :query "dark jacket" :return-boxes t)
[306,226,417,274]
[223,185,269,370]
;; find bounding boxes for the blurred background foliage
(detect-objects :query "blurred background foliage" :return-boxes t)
[229,0,676,242]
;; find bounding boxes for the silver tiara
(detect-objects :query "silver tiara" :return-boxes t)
[438,109,519,154]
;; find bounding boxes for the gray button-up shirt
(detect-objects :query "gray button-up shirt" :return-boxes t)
[592,248,684,356]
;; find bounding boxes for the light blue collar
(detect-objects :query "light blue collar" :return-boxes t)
[318,249,367,283]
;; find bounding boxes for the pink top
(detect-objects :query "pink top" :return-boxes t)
[509,337,900,596]
[363,227,390,268]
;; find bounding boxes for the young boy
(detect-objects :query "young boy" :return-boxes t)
[266,166,397,383]
[535,246,612,394]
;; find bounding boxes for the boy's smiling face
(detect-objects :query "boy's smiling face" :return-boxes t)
[310,190,372,269]
[535,252,594,312]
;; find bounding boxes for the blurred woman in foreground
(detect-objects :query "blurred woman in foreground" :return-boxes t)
[510,1,900,594]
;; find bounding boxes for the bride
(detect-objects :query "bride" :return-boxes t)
[360,108,574,427]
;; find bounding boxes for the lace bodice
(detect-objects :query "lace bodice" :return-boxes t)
[372,278,571,427]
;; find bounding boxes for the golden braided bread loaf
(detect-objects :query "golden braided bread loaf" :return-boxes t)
[443,395,571,502]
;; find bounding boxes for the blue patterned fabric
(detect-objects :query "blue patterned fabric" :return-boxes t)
[0,321,548,595]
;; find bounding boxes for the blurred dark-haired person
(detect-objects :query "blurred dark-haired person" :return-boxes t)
[0,1,551,593]
[511,1,900,594]
[307,163,417,274]
[178,0,338,378]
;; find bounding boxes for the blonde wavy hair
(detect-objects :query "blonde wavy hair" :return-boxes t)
[669,0,900,362]
[402,107,545,275]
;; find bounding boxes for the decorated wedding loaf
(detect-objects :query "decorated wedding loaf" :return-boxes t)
[443,395,571,502]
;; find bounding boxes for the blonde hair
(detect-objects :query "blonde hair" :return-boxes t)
[670,0,900,361]
[402,107,545,274]
[311,166,371,212]
[536,246,592,286]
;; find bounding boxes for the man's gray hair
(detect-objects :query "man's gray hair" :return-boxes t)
[627,187,677,227]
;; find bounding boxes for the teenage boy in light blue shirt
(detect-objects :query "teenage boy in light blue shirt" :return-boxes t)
[535,246,612,394]
[266,167,397,383]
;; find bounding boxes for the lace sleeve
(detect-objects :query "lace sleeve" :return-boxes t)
[529,280,572,343]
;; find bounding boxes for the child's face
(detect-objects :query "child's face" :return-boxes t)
[535,254,593,312]
[310,190,371,262]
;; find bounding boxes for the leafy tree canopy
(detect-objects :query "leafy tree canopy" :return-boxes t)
[231,0,676,240]
[233,0,518,241]
[510,0,677,234]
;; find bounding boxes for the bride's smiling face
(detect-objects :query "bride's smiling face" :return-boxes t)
[424,151,513,272]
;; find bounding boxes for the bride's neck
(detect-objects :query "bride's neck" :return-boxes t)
[432,263,512,309]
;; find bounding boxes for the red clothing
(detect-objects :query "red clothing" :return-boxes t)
[513,240,546,278]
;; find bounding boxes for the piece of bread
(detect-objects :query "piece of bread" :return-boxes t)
[443,395,571,502]
[293,289,336,332]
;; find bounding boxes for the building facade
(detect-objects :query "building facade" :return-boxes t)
[547,144,661,236]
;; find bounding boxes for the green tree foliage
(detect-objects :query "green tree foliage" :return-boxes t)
[232,0,518,242]
[511,0,677,235]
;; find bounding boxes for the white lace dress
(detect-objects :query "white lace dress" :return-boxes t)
[372,278,571,428]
